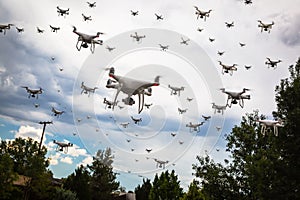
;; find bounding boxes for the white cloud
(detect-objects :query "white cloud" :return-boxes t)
[77,156,93,167]
[14,125,44,142]
[60,156,73,165]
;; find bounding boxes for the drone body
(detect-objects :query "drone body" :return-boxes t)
[0,24,14,35]
[130,10,139,16]
[168,84,184,96]
[73,26,104,53]
[51,107,65,118]
[49,25,60,33]
[144,103,153,109]
[82,14,92,22]
[37,27,44,33]
[106,45,116,52]
[120,122,130,128]
[131,116,142,125]
[186,122,204,133]
[106,67,160,114]
[130,32,145,43]
[154,158,169,169]
[53,140,73,153]
[194,6,212,21]
[57,6,70,17]
[180,37,190,45]
[265,58,282,69]
[16,27,24,33]
[258,20,274,33]
[22,86,43,99]
[220,88,250,108]
[87,1,96,8]
[81,82,98,97]
[218,61,238,76]
[211,103,226,114]
[178,108,188,115]
[159,44,169,51]
[103,98,118,109]
[155,13,163,20]
[257,119,283,136]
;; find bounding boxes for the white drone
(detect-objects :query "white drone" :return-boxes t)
[257,20,274,33]
[218,61,238,76]
[103,98,118,109]
[265,58,282,69]
[0,23,14,35]
[73,26,104,53]
[21,86,43,99]
[178,108,188,115]
[120,122,130,128]
[51,107,65,118]
[186,122,205,133]
[194,6,212,21]
[57,6,70,17]
[211,103,226,115]
[106,67,160,113]
[81,82,98,97]
[130,32,146,43]
[154,158,169,169]
[168,84,184,96]
[220,88,250,108]
[257,119,283,136]
[53,140,73,153]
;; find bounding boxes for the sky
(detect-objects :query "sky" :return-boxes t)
[0,0,300,191]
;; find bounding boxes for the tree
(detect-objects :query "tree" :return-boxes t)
[50,187,78,200]
[63,165,91,200]
[135,178,152,200]
[149,170,183,200]
[88,148,120,200]
[192,59,300,199]
[180,180,205,200]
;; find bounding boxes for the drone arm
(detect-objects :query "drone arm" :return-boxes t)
[112,85,122,111]
[138,93,144,114]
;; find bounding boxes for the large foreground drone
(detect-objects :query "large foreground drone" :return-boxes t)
[53,140,73,153]
[106,67,160,113]
[73,26,104,53]
[22,86,43,99]
[220,88,250,108]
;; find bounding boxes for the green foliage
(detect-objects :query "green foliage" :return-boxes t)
[63,165,91,200]
[135,178,152,200]
[88,148,120,200]
[180,180,205,200]
[149,170,183,200]
[50,187,78,200]
[192,59,300,199]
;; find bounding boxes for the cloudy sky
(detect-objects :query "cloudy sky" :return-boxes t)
[0,0,300,191]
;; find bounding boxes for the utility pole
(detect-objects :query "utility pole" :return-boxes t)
[38,121,52,152]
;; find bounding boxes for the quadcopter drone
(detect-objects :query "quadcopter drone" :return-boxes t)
[186,122,205,133]
[130,10,139,16]
[216,126,222,131]
[244,0,253,5]
[180,37,190,45]
[105,67,160,114]
[144,103,153,109]
[51,107,65,118]
[257,20,274,33]
[245,65,252,70]
[187,97,193,102]
[171,133,176,137]
[265,58,282,69]
[168,84,184,96]
[106,45,116,52]
[37,27,45,33]
[239,42,246,47]
[82,13,92,22]
[53,140,73,153]
[21,86,43,99]
[225,21,234,28]
[194,6,212,21]
[0,23,14,35]
[211,103,226,115]
[218,61,238,76]
[197,27,204,32]
[120,122,130,128]
[154,158,169,169]
[220,88,251,108]
[87,1,96,8]
[49,25,60,33]
[130,32,146,43]
[131,116,142,125]
[218,51,225,56]
[103,98,118,109]
[158,44,169,51]
[155,13,163,20]
[209,37,215,42]
[178,108,188,115]
[16,27,24,33]
[57,6,69,17]
[145,148,152,153]
[81,82,98,97]
[202,115,211,121]
[256,119,283,136]
[73,26,104,53]
[179,140,184,145]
